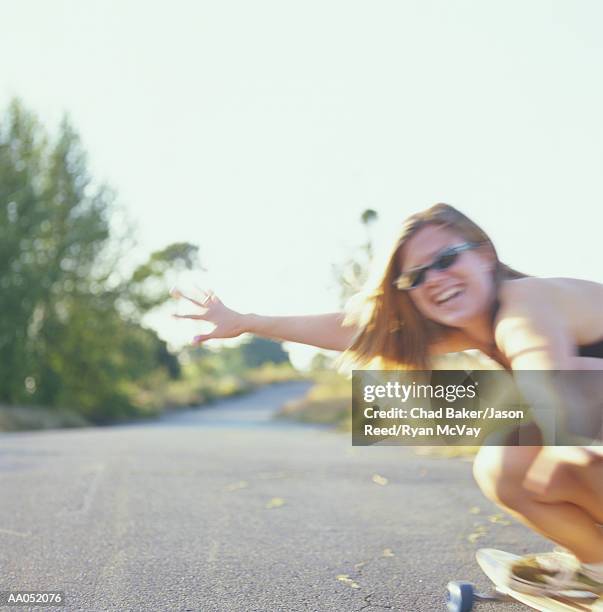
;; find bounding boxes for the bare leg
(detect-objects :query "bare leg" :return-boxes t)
[473,444,603,563]
[523,446,603,523]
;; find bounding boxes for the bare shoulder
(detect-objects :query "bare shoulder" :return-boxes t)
[497,277,556,313]
[498,276,603,307]
[494,278,561,340]
[497,276,603,347]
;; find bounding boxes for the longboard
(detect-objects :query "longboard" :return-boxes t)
[447,549,603,611]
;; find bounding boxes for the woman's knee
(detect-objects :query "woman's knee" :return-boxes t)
[524,447,603,501]
[473,446,539,509]
[472,447,515,505]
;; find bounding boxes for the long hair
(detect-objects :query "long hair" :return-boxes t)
[339,203,526,370]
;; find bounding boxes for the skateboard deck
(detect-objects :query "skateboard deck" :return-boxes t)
[476,548,603,611]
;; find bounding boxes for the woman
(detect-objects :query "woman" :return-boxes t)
[173,203,603,595]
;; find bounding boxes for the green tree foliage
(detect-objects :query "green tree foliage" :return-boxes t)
[239,336,290,368]
[184,337,289,378]
[309,352,332,372]
[128,242,201,313]
[360,208,378,259]
[332,208,379,307]
[0,100,193,423]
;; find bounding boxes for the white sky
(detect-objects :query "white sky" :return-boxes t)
[1,1,602,366]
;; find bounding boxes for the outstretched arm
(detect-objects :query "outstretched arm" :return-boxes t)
[171,288,357,351]
[244,311,356,351]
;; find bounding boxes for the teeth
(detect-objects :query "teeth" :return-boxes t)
[435,288,462,304]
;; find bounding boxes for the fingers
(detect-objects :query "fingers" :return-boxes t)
[171,313,207,320]
[192,332,215,344]
[170,286,214,308]
[171,287,218,340]
[194,285,215,305]
[196,288,214,306]
[183,292,209,308]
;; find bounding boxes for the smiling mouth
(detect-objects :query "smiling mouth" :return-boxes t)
[433,287,464,306]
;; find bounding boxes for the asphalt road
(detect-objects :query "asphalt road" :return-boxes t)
[0,381,549,612]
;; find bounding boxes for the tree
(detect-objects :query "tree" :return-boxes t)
[332,208,379,307]
[309,352,333,372]
[239,337,290,368]
[360,208,378,259]
[0,99,196,422]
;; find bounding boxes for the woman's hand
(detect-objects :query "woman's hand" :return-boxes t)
[171,287,247,344]
[171,287,354,350]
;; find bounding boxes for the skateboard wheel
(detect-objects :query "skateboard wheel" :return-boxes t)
[446,581,475,612]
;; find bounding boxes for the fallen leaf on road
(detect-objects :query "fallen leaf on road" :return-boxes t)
[468,532,485,543]
[336,574,360,589]
[382,548,395,557]
[0,528,30,538]
[469,506,481,514]
[225,481,248,491]
[468,525,488,543]
[257,471,287,480]
[265,497,285,509]
[372,474,388,486]
[488,513,511,525]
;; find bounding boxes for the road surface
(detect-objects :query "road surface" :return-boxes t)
[0,381,548,611]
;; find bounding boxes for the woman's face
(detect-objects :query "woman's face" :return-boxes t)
[399,225,496,328]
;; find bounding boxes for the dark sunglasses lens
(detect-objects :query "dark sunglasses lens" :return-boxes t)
[410,269,426,288]
[434,250,459,271]
[400,245,471,289]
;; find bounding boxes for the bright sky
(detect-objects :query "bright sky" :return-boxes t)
[1,1,602,367]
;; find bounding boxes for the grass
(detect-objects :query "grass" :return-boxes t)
[0,362,305,432]
[274,368,480,458]
[0,404,90,432]
[134,362,305,414]
[275,370,352,430]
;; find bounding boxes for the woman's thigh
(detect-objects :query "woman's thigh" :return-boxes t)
[524,447,603,504]
[477,445,603,523]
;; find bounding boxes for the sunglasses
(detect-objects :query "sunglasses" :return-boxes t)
[393,242,481,290]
